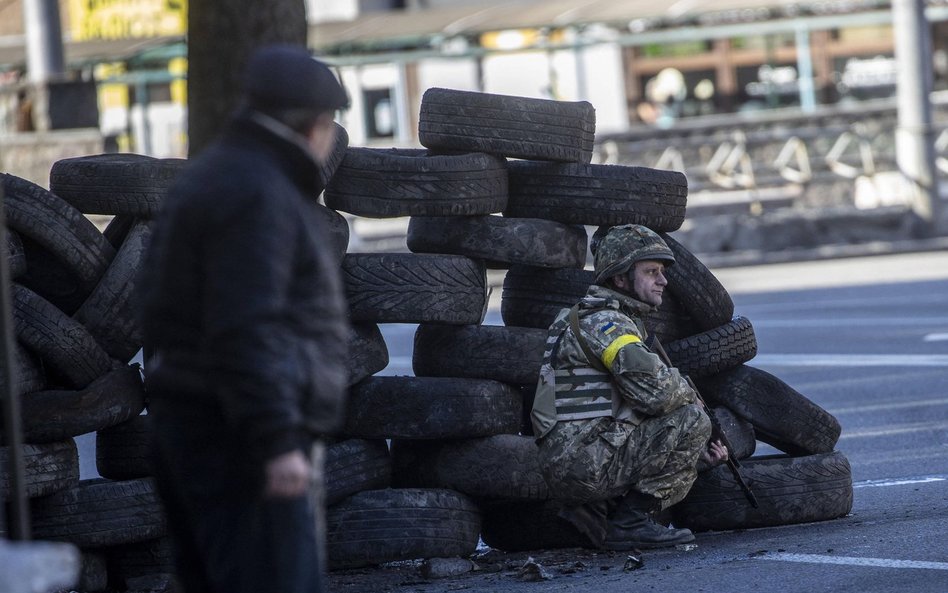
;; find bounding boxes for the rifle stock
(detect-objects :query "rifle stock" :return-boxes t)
[648,336,759,509]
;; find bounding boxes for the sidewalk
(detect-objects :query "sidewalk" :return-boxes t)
[345,207,948,275]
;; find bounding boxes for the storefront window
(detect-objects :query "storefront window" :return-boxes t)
[832,55,897,101]
[640,40,709,58]
[731,33,795,50]
[636,68,717,126]
[737,63,801,111]
[363,88,395,139]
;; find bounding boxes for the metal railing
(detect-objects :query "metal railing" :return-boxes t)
[595,94,948,209]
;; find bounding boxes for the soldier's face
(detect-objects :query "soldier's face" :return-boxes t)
[630,260,668,307]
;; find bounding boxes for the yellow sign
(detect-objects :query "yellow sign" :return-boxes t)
[69,0,187,41]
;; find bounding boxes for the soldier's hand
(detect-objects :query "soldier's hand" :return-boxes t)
[264,449,311,498]
[697,439,729,471]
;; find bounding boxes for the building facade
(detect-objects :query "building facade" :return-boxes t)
[1,0,946,156]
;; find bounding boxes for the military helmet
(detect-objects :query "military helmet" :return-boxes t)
[593,224,675,284]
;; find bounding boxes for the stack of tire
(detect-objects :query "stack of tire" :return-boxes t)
[0,158,178,593]
[0,84,853,583]
[320,87,599,569]
[324,87,852,557]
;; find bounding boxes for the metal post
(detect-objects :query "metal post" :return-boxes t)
[393,63,411,145]
[893,0,943,234]
[0,188,30,541]
[22,0,65,83]
[795,24,816,113]
[22,0,66,132]
[135,79,153,156]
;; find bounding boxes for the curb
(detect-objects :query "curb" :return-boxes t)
[698,236,948,269]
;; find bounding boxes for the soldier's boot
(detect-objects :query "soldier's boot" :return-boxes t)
[601,492,694,551]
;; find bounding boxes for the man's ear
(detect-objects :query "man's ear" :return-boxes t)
[612,272,631,291]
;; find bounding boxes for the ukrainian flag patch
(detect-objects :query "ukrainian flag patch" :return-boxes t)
[600,322,617,335]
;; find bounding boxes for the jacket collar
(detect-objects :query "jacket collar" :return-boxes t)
[581,284,655,318]
[224,109,324,196]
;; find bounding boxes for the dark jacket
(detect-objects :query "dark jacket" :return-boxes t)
[140,111,349,463]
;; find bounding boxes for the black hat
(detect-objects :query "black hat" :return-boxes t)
[243,44,349,113]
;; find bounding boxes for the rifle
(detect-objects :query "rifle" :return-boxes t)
[647,335,759,509]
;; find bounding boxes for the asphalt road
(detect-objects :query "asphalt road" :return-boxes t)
[333,250,948,593]
[72,250,947,592]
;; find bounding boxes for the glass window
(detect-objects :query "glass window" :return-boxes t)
[640,40,710,58]
[731,33,796,51]
[363,88,395,139]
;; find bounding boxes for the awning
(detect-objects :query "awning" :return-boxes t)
[0,35,184,70]
[308,0,894,51]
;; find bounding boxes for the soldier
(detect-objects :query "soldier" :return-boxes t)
[531,224,728,550]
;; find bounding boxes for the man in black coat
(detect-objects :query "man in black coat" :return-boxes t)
[140,45,350,593]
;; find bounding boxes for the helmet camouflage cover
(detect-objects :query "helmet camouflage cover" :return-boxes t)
[593,224,675,284]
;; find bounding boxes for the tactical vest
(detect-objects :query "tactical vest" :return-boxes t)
[531,305,641,439]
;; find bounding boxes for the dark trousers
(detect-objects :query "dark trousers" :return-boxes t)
[150,399,325,593]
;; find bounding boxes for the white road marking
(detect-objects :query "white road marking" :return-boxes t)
[838,421,948,439]
[759,553,948,571]
[852,475,948,489]
[753,354,948,367]
[750,317,948,328]
[831,398,948,414]
[924,333,948,342]
[737,294,948,313]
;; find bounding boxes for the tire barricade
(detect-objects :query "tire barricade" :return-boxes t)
[0,87,849,586]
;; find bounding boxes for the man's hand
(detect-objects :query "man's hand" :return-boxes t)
[264,449,311,498]
[696,439,729,472]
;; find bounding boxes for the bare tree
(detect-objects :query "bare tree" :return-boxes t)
[187,0,308,156]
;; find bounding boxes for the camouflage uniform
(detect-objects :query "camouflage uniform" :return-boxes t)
[531,284,711,510]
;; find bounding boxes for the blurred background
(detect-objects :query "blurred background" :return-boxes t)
[1,0,947,246]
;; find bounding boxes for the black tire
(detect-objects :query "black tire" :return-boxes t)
[20,365,146,444]
[407,215,587,269]
[8,229,26,279]
[327,488,481,570]
[0,440,78,501]
[711,406,756,461]
[96,414,154,481]
[343,253,487,325]
[74,220,151,362]
[106,536,176,588]
[672,452,853,532]
[12,283,115,388]
[325,439,392,506]
[480,500,592,552]
[346,323,389,386]
[518,383,538,437]
[419,88,596,164]
[664,316,757,378]
[10,344,47,396]
[659,232,734,330]
[505,161,687,230]
[501,265,594,329]
[318,123,349,194]
[325,148,507,217]
[2,174,116,313]
[391,434,549,501]
[645,291,700,346]
[344,376,521,440]
[315,203,349,264]
[412,324,545,385]
[78,551,109,593]
[31,477,167,548]
[696,365,842,455]
[102,214,136,249]
[49,154,186,217]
